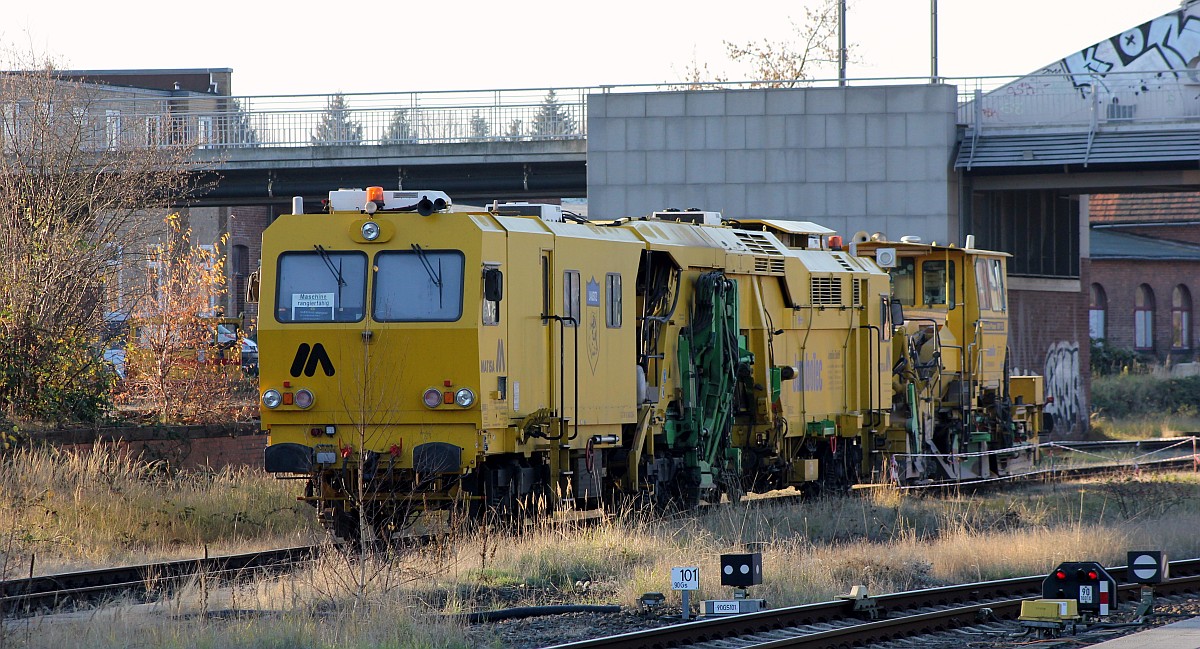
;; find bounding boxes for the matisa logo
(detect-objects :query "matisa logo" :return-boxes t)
[290,343,335,377]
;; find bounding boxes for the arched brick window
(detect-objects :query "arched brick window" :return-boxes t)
[232,244,249,317]
[1135,284,1155,350]
[1173,285,1191,350]
[1089,283,1106,340]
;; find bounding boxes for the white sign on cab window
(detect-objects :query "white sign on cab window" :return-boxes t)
[292,292,335,320]
[671,566,699,591]
[293,292,334,308]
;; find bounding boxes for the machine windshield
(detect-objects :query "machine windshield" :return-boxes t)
[373,249,465,322]
[921,260,954,308]
[275,250,367,323]
[891,258,916,306]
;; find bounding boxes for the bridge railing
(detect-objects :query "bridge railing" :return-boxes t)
[89,87,592,150]
[955,69,1200,132]
[75,72,1200,151]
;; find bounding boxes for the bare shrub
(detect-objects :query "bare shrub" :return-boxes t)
[115,214,246,423]
[0,47,198,423]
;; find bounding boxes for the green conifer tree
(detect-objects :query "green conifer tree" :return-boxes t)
[311,93,363,145]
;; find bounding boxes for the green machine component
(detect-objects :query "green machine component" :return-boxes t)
[667,271,754,504]
[806,419,837,437]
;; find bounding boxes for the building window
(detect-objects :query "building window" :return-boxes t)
[969,189,1079,278]
[105,110,121,149]
[1135,284,1155,350]
[105,245,125,321]
[1089,283,1107,340]
[606,273,622,328]
[1173,285,1191,350]
[145,115,162,146]
[231,244,249,318]
[197,115,214,149]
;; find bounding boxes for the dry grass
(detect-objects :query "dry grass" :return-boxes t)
[0,443,319,575]
[1088,413,1200,441]
[3,447,1200,647]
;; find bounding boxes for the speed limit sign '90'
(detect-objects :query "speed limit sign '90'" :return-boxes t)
[671,566,699,591]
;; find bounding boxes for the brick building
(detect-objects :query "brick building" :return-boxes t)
[1089,194,1200,363]
[49,69,268,333]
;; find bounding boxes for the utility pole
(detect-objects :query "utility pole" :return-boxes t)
[930,0,939,83]
[838,0,847,87]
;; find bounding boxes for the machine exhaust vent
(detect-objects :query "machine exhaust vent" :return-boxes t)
[833,253,855,272]
[735,231,783,256]
[754,257,786,274]
[811,277,842,306]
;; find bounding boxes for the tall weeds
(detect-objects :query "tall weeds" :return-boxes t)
[0,443,317,574]
[3,448,1200,648]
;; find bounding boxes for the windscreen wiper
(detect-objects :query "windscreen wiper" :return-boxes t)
[314,244,347,288]
[411,243,444,307]
[314,244,346,310]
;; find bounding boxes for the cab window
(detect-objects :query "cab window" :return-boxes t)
[989,259,1007,312]
[482,265,501,326]
[373,249,465,322]
[974,258,992,311]
[563,270,580,327]
[606,273,622,328]
[891,258,916,306]
[921,260,954,308]
[276,251,367,323]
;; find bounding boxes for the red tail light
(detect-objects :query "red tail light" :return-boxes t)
[422,388,442,408]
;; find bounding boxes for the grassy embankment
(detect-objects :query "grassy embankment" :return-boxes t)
[1088,370,1200,440]
[0,443,319,575]
[2,442,1199,648]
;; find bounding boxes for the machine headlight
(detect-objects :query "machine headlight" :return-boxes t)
[423,388,443,409]
[262,389,282,409]
[455,388,476,408]
[294,388,314,409]
[361,221,380,241]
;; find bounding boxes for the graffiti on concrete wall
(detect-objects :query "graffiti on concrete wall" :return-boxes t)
[1043,341,1084,435]
[982,6,1200,126]
[1060,11,1200,90]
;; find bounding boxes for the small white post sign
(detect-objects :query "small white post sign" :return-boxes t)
[671,566,699,620]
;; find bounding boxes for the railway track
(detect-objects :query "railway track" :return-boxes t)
[892,436,1199,492]
[545,559,1200,649]
[0,545,323,615]
[2,443,1194,621]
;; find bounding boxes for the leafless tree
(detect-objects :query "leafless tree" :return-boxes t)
[0,48,199,422]
[680,0,853,88]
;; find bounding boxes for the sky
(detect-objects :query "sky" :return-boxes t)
[4,0,1188,97]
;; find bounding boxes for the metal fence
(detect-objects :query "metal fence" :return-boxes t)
[90,87,593,150]
[76,72,1200,151]
[955,69,1200,132]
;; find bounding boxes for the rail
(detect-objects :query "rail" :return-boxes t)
[889,436,1200,489]
[546,558,1200,649]
[0,545,323,615]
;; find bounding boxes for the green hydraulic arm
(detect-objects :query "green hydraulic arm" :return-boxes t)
[666,271,754,500]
